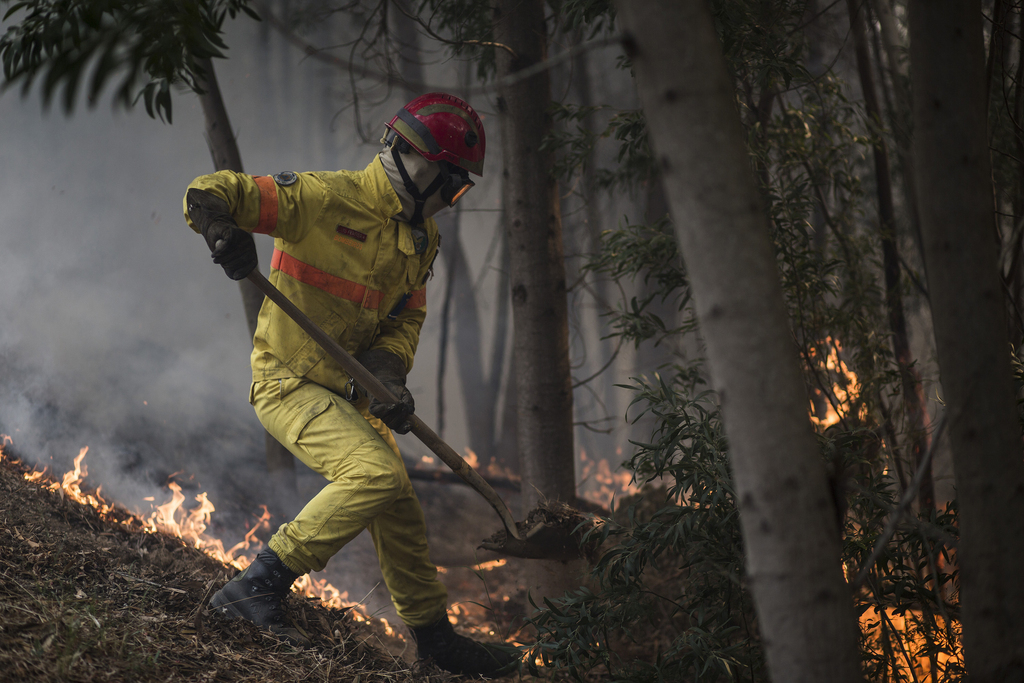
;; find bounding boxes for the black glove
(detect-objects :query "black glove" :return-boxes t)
[186,188,258,281]
[356,349,415,434]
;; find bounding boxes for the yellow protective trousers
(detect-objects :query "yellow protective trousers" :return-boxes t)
[253,376,448,629]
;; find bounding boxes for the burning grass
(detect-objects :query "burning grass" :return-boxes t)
[0,449,499,682]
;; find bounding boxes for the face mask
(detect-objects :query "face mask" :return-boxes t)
[379,136,474,225]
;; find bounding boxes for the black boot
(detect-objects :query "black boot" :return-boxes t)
[412,616,520,678]
[209,548,310,647]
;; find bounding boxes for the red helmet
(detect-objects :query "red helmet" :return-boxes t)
[386,92,486,176]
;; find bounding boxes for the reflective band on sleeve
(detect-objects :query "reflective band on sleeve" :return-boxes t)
[271,248,384,309]
[252,176,279,234]
[406,288,427,309]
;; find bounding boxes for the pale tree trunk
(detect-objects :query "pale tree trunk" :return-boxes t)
[614,2,863,682]
[492,0,580,599]
[490,231,517,472]
[435,213,498,452]
[194,57,297,497]
[909,1,1024,677]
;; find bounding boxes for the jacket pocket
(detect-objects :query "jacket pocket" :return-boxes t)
[265,290,348,377]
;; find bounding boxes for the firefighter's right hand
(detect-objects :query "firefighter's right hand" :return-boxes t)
[211,227,258,280]
[186,188,258,280]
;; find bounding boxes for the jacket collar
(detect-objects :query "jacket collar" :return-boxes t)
[364,156,404,219]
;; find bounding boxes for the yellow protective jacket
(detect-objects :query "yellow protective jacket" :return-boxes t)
[183,157,439,397]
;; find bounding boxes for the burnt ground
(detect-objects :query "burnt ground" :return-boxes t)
[0,452,537,683]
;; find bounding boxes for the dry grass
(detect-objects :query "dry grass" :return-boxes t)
[0,454,474,683]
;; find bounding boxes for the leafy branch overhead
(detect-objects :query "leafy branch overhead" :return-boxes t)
[0,0,259,121]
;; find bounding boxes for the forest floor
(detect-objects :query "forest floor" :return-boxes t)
[0,450,536,683]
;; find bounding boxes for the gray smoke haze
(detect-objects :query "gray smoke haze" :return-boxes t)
[0,12,640,623]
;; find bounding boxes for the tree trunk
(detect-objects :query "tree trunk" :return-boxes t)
[493,0,580,600]
[614,2,864,682]
[489,230,517,473]
[908,0,1024,677]
[492,0,575,509]
[193,57,296,491]
[436,213,497,453]
[847,0,934,511]
[870,0,926,265]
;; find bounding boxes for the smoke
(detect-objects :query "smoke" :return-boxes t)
[0,14,495,626]
[0,9,641,627]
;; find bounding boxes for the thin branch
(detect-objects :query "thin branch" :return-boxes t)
[390,0,517,58]
[572,334,624,390]
[402,456,521,491]
[255,1,613,96]
[572,417,617,434]
[254,1,407,87]
[897,250,930,301]
[112,571,188,594]
[852,415,949,590]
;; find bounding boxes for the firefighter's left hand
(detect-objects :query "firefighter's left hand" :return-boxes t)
[212,229,258,281]
[356,349,416,434]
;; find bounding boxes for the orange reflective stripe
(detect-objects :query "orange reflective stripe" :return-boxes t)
[252,176,279,234]
[271,249,384,309]
[406,288,427,309]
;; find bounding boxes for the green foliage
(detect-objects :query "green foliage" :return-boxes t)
[585,217,695,347]
[847,482,964,681]
[545,102,604,182]
[529,1,963,681]
[417,0,496,80]
[544,102,655,194]
[528,370,763,682]
[557,0,615,37]
[709,0,809,96]
[0,0,258,121]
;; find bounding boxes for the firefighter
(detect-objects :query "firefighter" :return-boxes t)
[182,93,518,678]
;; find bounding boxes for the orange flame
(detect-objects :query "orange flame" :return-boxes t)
[0,438,368,618]
[808,337,867,429]
[859,606,960,680]
[578,449,640,509]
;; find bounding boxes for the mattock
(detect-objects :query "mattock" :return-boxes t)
[245,269,584,560]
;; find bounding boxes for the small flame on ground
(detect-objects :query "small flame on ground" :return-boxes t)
[578,449,640,509]
[414,448,519,483]
[436,558,506,575]
[0,437,368,617]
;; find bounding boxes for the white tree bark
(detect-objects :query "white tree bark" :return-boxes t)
[909,0,1024,677]
[613,2,863,681]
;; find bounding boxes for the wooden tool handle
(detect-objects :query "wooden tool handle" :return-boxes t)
[246,269,524,541]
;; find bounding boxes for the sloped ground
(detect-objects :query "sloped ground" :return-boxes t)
[0,452,521,682]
